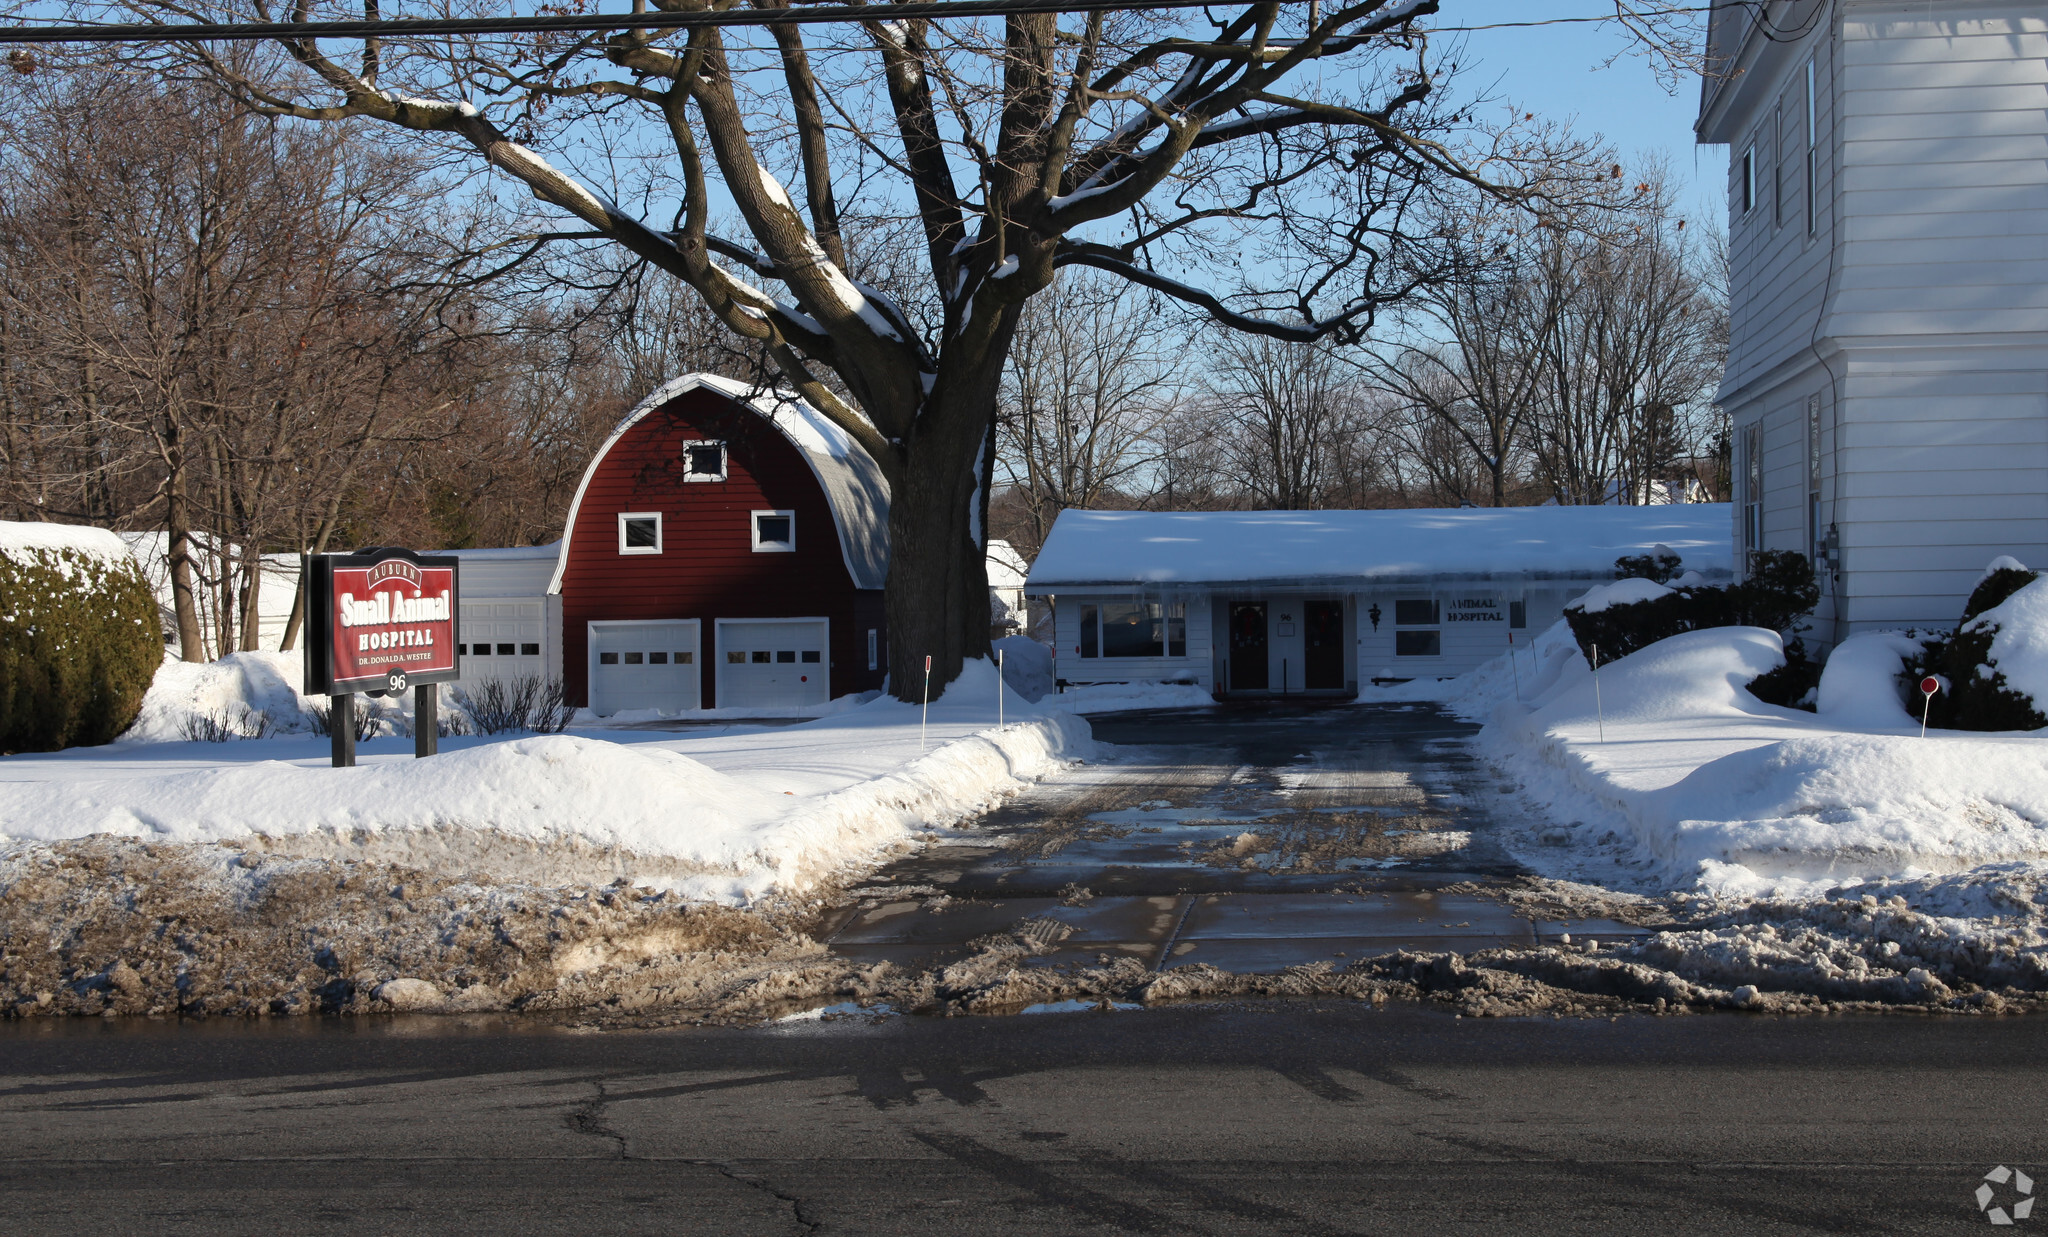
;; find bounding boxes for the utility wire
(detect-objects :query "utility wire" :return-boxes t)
[0,1,1725,45]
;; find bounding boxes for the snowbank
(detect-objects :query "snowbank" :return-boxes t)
[1040,681,1217,714]
[122,651,317,742]
[1814,631,1921,729]
[1567,577,1673,614]
[995,635,1054,702]
[0,520,134,565]
[0,656,1093,902]
[1472,624,2048,893]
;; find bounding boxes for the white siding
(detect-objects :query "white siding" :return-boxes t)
[1052,594,1214,688]
[1713,1,2048,638]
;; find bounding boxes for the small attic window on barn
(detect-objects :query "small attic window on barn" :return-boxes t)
[752,510,795,553]
[619,511,662,555]
[684,442,727,482]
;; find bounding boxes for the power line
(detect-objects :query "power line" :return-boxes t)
[1,0,1310,43]
[0,2,1717,46]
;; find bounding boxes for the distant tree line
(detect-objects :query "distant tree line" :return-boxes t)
[990,163,1729,559]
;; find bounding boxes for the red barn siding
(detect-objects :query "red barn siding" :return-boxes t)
[558,386,887,708]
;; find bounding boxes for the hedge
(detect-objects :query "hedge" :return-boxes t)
[1902,564,2046,732]
[0,541,162,752]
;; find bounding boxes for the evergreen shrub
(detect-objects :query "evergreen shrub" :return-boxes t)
[1562,550,1823,708]
[1902,564,2047,732]
[0,540,162,752]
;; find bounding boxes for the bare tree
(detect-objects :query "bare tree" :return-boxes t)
[1194,334,1374,509]
[996,270,1183,555]
[65,0,1635,695]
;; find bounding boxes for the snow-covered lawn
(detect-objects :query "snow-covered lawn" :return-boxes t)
[0,657,1104,902]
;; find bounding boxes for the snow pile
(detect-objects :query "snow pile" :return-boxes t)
[994,635,1054,703]
[0,520,134,566]
[0,655,1093,902]
[122,652,318,741]
[1814,631,1921,729]
[1974,575,2048,708]
[1476,624,2048,892]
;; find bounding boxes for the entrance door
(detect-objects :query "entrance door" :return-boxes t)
[1304,600,1345,690]
[717,619,830,709]
[1228,602,1268,691]
[588,620,701,716]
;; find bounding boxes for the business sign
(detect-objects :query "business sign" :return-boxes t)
[1445,598,1505,623]
[303,548,461,696]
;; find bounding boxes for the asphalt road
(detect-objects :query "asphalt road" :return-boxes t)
[1,1003,2037,1235]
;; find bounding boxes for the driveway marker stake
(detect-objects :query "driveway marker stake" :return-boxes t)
[998,646,1005,730]
[1591,643,1605,743]
[922,654,932,750]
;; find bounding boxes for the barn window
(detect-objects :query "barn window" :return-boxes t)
[752,510,795,552]
[618,511,662,555]
[684,442,727,482]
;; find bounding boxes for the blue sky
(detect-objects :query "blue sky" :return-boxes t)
[1447,0,1725,226]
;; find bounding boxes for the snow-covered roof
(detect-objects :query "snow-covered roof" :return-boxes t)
[1025,504,1734,590]
[4,520,135,566]
[548,373,891,593]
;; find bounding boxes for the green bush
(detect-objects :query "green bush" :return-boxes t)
[1902,565,2047,732]
[0,542,162,753]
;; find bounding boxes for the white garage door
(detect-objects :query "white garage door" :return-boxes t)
[717,619,828,710]
[459,599,546,686]
[589,620,701,716]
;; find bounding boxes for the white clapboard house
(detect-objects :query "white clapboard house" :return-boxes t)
[1023,505,1732,694]
[1700,0,2048,642]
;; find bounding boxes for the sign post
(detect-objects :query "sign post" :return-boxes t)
[304,547,462,769]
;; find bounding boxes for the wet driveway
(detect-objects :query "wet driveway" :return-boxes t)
[818,701,1642,975]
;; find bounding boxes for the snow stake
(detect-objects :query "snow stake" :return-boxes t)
[1920,675,1942,738]
[1591,643,1606,743]
[998,646,1005,731]
[1507,632,1523,702]
[922,654,932,750]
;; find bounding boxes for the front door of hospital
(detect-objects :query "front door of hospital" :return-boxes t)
[1228,602,1268,691]
[1304,600,1344,690]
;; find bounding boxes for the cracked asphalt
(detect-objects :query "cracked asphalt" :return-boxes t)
[3,1002,2042,1234]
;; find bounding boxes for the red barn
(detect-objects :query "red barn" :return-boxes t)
[546,374,891,714]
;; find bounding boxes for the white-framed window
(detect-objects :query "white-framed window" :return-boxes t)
[1742,421,1763,563]
[1393,598,1441,658]
[683,441,727,482]
[1805,58,1819,237]
[1075,602,1186,659]
[751,509,795,552]
[1740,143,1756,215]
[618,511,662,555]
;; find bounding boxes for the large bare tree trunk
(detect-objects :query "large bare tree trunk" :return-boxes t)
[164,454,205,662]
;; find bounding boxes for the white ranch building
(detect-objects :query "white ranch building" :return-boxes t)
[1023,505,1732,695]
[1700,0,2048,641]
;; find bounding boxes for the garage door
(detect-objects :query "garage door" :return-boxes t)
[589,620,701,716]
[459,598,546,686]
[716,619,828,710]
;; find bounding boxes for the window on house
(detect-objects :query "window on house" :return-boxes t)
[1742,421,1763,564]
[618,511,662,555]
[1773,103,1785,228]
[650,652,667,664]
[599,652,618,664]
[752,510,795,552]
[776,650,796,663]
[1394,599,1440,657]
[685,442,726,481]
[624,652,643,664]
[497,643,514,655]
[1075,602,1185,658]
[676,651,694,664]
[1741,144,1756,215]
[1805,58,1819,236]
[1509,601,1528,630]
